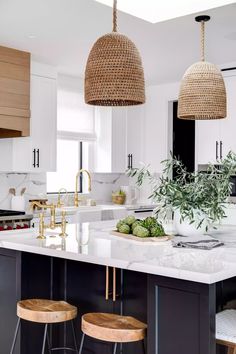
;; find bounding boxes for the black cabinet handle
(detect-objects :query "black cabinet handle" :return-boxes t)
[36,149,39,168]
[128,154,131,169]
[216,141,219,160]
[130,154,133,169]
[33,149,36,168]
[220,141,223,160]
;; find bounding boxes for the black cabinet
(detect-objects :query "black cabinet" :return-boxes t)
[0,248,21,354]
[147,274,216,354]
[0,249,147,354]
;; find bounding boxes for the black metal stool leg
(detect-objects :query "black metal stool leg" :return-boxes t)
[71,319,79,353]
[10,318,21,354]
[113,342,117,354]
[46,330,51,353]
[142,339,146,354]
[41,323,48,354]
[79,333,85,354]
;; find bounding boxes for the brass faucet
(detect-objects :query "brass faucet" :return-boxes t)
[57,188,68,208]
[31,201,56,230]
[74,169,92,207]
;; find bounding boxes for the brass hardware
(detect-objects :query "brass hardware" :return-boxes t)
[57,188,68,208]
[59,211,68,238]
[105,266,118,301]
[37,213,46,239]
[74,169,92,207]
[113,267,116,302]
[31,201,56,230]
[105,266,109,300]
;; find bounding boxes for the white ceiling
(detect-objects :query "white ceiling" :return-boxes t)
[0,0,236,84]
[95,0,236,23]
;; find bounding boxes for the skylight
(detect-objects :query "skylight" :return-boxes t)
[94,0,235,23]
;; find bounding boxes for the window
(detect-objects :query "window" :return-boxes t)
[47,76,95,193]
[47,140,82,193]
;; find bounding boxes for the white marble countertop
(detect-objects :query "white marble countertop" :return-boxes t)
[1,220,236,284]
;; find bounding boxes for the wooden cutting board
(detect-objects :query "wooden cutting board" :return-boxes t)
[111,230,171,242]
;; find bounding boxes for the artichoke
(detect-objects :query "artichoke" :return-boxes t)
[150,224,165,237]
[133,225,150,238]
[118,224,130,234]
[124,215,136,226]
[141,216,158,230]
[116,220,125,230]
[131,220,142,232]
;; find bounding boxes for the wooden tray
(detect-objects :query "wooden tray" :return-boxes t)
[111,230,171,242]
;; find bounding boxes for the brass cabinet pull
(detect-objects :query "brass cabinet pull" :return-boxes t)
[113,267,116,302]
[105,266,117,301]
[105,266,109,300]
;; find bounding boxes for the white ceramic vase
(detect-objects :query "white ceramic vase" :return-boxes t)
[174,209,207,237]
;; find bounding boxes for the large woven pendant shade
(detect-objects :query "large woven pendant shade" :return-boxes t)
[178,15,226,120]
[84,0,145,106]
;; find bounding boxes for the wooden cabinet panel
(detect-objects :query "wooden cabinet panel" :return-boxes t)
[0,77,29,95]
[0,61,30,81]
[0,46,30,137]
[0,45,30,67]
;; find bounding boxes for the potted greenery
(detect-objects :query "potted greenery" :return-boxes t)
[128,152,236,236]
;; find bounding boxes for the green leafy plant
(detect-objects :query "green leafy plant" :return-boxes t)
[127,152,236,230]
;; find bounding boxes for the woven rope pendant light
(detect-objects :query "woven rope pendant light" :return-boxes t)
[84,0,145,106]
[178,15,226,120]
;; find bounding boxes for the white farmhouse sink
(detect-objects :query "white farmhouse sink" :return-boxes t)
[57,204,127,223]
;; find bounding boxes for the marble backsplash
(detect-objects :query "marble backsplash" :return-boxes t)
[0,173,46,210]
[0,171,153,210]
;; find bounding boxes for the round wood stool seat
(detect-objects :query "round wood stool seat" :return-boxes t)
[216,309,236,354]
[81,312,147,343]
[17,299,77,324]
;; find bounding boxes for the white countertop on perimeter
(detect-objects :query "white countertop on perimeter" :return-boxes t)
[1,220,236,284]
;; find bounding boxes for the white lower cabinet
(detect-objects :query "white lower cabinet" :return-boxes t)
[0,62,57,172]
[196,73,236,165]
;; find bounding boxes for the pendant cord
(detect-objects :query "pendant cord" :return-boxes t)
[201,20,205,61]
[113,0,117,32]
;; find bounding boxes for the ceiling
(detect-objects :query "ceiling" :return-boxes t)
[95,0,236,23]
[0,0,236,84]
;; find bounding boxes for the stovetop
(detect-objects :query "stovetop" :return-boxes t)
[0,209,25,216]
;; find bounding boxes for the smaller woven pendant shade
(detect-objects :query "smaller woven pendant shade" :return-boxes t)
[178,15,226,120]
[84,0,145,106]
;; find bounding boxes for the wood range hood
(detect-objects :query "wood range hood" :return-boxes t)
[0,45,30,138]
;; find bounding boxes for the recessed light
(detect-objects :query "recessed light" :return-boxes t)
[94,0,235,23]
[28,35,36,39]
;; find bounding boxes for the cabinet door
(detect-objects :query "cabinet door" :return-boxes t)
[30,75,57,171]
[112,107,127,173]
[219,75,236,159]
[67,262,120,354]
[12,74,57,172]
[126,106,144,169]
[122,270,147,354]
[0,249,21,354]
[195,120,220,165]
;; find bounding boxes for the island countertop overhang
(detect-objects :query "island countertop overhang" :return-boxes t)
[0,220,236,284]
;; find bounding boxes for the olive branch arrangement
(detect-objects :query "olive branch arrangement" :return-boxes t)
[127,152,236,229]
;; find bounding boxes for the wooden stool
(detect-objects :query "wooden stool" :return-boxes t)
[79,312,147,354]
[216,309,236,354]
[10,299,78,353]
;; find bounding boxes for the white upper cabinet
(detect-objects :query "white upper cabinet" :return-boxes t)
[196,72,236,165]
[219,75,236,158]
[92,106,144,173]
[0,62,57,172]
[195,120,220,164]
[126,106,144,169]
